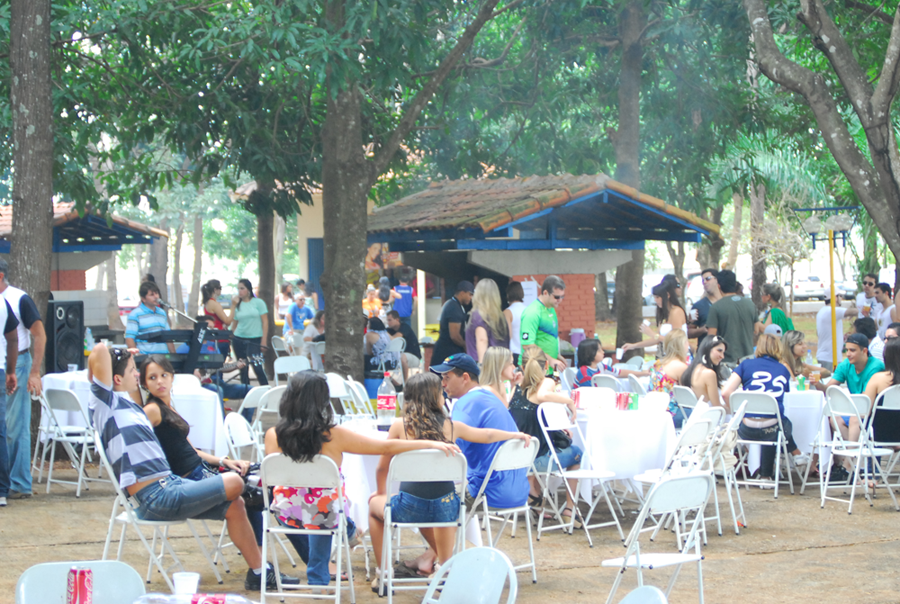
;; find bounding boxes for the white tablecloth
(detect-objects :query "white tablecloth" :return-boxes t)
[41,370,228,457]
[746,389,828,474]
[573,407,677,498]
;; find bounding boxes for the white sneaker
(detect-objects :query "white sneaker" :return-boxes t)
[0,497,7,506]
[792,454,810,468]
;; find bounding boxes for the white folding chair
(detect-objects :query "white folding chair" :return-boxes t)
[421,547,518,604]
[224,412,264,462]
[15,560,145,604]
[619,586,669,604]
[312,341,326,372]
[325,372,358,419]
[172,373,203,391]
[672,385,698,421]
[379,337,407,386]
[253,385,287,437]
[260,453,355,604]
[602,473,714,604]
[820,386,897,513]
[380,450,468,602]
[465,438,540,584]
[591,373,622,392]
[271,335,289,357]
[94,431,223,591]
[730,391,794,498]
[704,401,748,535]
[560,367,577,394]
[535,403,624,546]
[629,374,648,395]
[870,385,900,489]
[273,355,311,386]
[236,384,271,425]
[346,376,376,417]
[289,333,306,355]
[37,389,105,497]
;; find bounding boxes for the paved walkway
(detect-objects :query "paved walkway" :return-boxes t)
[3,466,899,603]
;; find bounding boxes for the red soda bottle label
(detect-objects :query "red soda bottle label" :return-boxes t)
[192,595,227,604]
[377,394,396,411]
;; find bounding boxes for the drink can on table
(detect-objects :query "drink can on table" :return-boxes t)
[66,567,93,604]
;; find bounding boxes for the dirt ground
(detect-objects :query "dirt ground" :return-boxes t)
[3,464,900,604]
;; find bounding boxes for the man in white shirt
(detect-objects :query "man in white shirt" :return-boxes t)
[856,273,882,319]
[874,282,896,339]
[816,294,856,370]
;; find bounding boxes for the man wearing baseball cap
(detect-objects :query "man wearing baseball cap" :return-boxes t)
[430,354,528,510]
[431,281,474,367]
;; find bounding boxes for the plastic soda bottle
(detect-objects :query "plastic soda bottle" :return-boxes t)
[797,375,806,391]
[376,372,397,429]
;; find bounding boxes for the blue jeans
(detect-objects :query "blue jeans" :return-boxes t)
[399,316,412,326]
[737,416,798,479]
[7,352,32,493]
[390,491,460,523]
[202,378,253,415]
[131,474,231,521]
[534,444,583,473]
[248,508,357,586]
[0,370,8,497]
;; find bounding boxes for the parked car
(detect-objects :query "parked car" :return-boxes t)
[836,280,858,298]
[791,276,828,300]
[685,275,704,308]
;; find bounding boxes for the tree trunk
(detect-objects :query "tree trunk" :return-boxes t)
[10,0,53,459]
[612,0,646,354]
[255,205,278,379]
[150,218,169,301]
[749,181,766,309]
[321,82,368,381]
[665,241,687,303]
[595,273,612,321]
[188,212,203,318]
[172,218,185,322]
[106,252,122,329]
[696,206,725,270]
[726,192,743,270]
[273,213,286,286]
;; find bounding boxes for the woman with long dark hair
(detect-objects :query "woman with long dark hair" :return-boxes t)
[622,280,687,353]
[231,278,268,386]
[202,279,232,357]
[367,373,528,590]
[275,282,294,320]
[264,371,459,590]
[139,355,298,590]
[682,334,730,408]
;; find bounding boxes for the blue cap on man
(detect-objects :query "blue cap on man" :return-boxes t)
[429,353,480,378]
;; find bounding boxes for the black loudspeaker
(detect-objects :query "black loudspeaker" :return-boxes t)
[46,300,85,373]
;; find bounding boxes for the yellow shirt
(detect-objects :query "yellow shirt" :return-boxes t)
[362,297,382,318]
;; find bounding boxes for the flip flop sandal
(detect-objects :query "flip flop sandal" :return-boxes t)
[561,507,583,529]
[392,562,430,578]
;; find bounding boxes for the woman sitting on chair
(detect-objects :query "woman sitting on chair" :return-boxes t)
[648,330,691,426]
[265,370,460,591]
[138,355,299,590]
[682,334,729,409]
[574,338,648,388]
[367,372,529,593]
[508,345,583,526]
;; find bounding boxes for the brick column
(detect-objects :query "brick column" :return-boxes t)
[51,270,86,290]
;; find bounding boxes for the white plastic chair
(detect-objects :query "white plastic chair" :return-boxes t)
[870,385,900,491]
[591,373,622,392]
[224,412,264,463]
[345,377,376,417]
[289,333,306,354]
[536,403,623,546]
[271,335,288,357]
[260,453,355,604]
[820,386,897,513]
[36,389,103,497]
[640,391,671,414]
[253,385,287,436]
[629,374,648,395]
[626,355,645,368]
[421,547,518,604]
[94,431,223,591]
[705,401,748,535]
[602,473,714,604]
[465,438,540,584]
[380,450,468,602]
[15,560,145,604]
[172,373,202,391]
[236,385,271,425]
[273,355,311,386]
[730,391,794,498]
[312,340,326,371]
[325,372,358,419]
[560,367,577,394]
[672,385,699,421]
[619,586,669,604]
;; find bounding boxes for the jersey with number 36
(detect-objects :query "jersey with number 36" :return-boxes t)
[733,355,792,417]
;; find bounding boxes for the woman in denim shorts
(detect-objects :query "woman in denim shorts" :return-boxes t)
[508,345,583,526]
[367,373,530,594]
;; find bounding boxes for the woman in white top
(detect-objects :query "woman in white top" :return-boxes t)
[504,281,527,365]
[275,283,294,320]
[302,310,325,359]
[622,280,687,353]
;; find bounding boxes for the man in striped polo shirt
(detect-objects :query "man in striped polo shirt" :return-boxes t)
[125,281,175,354]
[87,343,296,590]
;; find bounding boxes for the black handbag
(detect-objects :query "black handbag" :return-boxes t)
[550,429,572,451]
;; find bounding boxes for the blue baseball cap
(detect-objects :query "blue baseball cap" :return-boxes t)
[429,353,480,378]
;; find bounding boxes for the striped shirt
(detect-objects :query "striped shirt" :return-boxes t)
[125,303,170,353]
[90,378,170,490]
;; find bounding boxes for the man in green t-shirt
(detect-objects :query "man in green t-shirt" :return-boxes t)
[519,275,567,372]
[706,270,761,365]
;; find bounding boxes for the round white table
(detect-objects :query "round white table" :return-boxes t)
[745,389,828,474]
[41,370,228,457]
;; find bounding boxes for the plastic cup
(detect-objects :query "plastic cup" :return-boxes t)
[67,364,78,373]
[616,348,624,360]
[172,572,200,595]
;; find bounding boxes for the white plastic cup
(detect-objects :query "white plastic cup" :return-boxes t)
[172,571,200,595]
[616,348,624,360]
